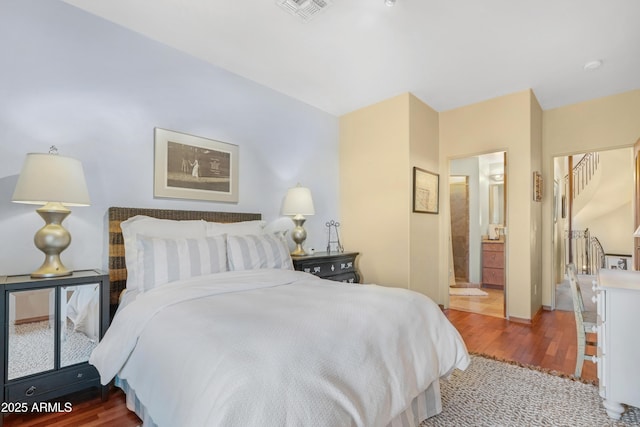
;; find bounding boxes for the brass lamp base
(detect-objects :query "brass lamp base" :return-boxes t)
[31,202,73,278]
[290,216,309,256]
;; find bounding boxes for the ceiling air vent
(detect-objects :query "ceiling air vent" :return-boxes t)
[276,0,333,22]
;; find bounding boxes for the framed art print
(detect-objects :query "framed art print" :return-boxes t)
[154,128,239,203]
[605,254,632,270]
[533,171,542,202]
[413,167,439,214]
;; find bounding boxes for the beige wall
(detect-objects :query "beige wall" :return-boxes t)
[339,87,640,320]
[339,93,440,297]
[409,94,440,300]
[530,93,544,315]
[340,94,411,287]
[439,90,540,320]
[541,89,640,306]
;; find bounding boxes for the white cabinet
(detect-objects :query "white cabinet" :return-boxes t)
[596,268,640,419]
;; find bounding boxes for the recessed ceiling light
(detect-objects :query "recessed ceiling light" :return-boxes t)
[385,0,396,6]
[584,60,603,71]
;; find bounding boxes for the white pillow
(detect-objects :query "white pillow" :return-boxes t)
[227,233,293,271]
[120,216,207,291]
[263,217,293,236]
[137,235,227,292]
[205,220,266,237]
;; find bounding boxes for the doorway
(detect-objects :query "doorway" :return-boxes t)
[552,148,634,311]
[448,152,506,318]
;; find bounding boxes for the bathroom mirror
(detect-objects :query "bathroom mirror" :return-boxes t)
[489,183,504,225]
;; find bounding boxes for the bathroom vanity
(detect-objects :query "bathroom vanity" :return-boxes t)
[481,240,504,289]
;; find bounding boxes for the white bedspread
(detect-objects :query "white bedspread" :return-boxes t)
[90,269,469,427]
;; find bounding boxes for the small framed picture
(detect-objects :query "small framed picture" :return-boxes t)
[605,254,632,270]
[154,128,239,203]
[413,167,439,214]
[533,171,542,202]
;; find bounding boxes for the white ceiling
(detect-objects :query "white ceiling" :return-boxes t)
[63,0,640,116]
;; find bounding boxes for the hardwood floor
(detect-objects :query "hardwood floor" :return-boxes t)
[3,388,141,427]
[2,309,595,426]
[445,308,597,382]
[448,287,505,318]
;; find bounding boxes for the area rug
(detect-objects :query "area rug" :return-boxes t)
[421,355,640,426]
[449,288,488,296]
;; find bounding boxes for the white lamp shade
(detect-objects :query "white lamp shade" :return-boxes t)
[12,153,91,206]
[281,185,315,216]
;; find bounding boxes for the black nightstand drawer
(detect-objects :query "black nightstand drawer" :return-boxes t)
[292,251,360,283]
[298,259,356,276]
[6,365,99,402]
[329,272,359,284]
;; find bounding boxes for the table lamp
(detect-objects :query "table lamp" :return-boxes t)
[281,184,315,256]
[12,148,90,278]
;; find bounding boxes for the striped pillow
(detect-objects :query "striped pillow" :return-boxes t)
[137,235,228,291]
[227,233,293,271]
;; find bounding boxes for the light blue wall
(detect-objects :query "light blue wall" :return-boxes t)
[0,0,339,275]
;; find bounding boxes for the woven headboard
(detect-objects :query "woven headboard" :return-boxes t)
[108,207,261,309]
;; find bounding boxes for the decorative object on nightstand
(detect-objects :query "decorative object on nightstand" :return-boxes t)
[0,270,109,418]
[292,251,360,283]
[325,220,344,253]
[281,184,315,256]
[12,146,90,278]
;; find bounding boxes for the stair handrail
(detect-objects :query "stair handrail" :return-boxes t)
[590,236,606,271]
[564,152,599,199]
[565,228,606,274]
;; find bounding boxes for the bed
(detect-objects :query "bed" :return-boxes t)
[90,207,469,427]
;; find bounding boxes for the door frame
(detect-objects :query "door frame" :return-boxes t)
[447,151,507,318]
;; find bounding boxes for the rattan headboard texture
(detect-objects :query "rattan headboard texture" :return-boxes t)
[108,207,261,308]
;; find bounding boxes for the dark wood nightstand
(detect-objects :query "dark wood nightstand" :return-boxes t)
[291,251,360,283]
[0,270,109,424]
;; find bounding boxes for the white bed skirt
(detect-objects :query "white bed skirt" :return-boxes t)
[116,377,442,427]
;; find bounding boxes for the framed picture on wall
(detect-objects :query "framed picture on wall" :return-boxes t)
[413,167,439,214]
[604,254,631,270]
[605,254,632,270]
[533,171,543,202]
[154,128,239,203]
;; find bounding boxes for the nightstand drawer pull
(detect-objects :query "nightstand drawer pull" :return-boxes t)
[25,386,36,397]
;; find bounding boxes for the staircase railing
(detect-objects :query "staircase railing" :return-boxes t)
[564,152,602,270]
[565,228,605,274]
[564,152,599,199]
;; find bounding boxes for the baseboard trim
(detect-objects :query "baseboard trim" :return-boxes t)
[508,316,532,325]
[509,306,543,325]
[14,315,49,325]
